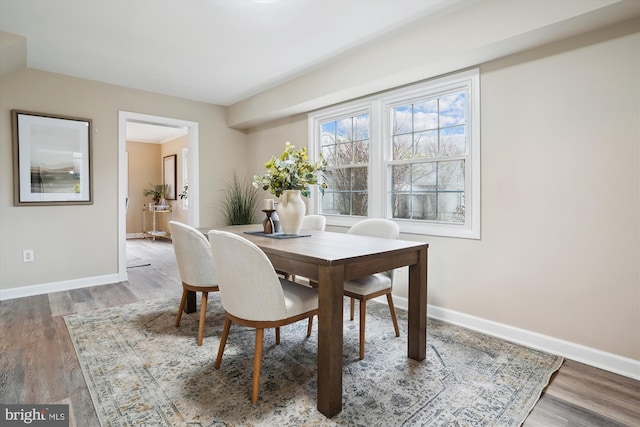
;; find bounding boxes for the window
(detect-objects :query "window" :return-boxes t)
[387,89,467,223]
[309,69,479,239]
[319,111,370,216]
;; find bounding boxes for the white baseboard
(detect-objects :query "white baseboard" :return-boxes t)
[0,274,120,301]
[127,233,145,239]
[388,296,640,381]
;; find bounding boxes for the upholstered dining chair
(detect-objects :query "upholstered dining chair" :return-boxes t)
[208,230,318,403]
[300,214,326,232]
[345,218,400,359]
[169,221,219,346]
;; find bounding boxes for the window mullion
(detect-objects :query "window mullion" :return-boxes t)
[369,99,383,218]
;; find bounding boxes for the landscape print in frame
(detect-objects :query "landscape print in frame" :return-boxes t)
[12,110,93,206]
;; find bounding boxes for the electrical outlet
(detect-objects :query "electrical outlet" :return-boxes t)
[23,249,34,263]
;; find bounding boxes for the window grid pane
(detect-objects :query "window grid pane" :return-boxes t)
[390,160,465,223]
[322,166,368,216]
[320,113,369,217]
[391,90,467,159]
[389,89,467,224]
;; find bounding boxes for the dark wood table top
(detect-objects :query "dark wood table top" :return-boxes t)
[201,224,427,271]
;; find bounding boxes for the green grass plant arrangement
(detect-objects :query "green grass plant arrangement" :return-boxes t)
[222,173,260,225]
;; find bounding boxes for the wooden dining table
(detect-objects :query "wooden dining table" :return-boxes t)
[195,224,429,418]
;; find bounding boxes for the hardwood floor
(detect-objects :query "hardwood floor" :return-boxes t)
[524,359,639,426]
[1,238,638,426]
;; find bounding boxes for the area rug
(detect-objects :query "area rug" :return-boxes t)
[64,296,562,426]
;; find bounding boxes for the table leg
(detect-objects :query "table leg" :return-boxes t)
[185,290,197,314]
[408,247,428,360]
[316,265,344,417]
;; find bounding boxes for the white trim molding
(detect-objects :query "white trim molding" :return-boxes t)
[386,296,640,381]
[0,274,120,301]
[118,111,200,285]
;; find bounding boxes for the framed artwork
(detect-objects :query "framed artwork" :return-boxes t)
[163,154,177,200]
[12,110,93,206]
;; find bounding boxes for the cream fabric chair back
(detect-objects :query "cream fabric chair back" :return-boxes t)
[348,219,399,281]
[169,221,217,286]
[208,230,288,321]
[347,218,399,240]
[301,215,326,231]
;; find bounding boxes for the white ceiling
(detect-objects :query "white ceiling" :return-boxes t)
[0,0,469,107]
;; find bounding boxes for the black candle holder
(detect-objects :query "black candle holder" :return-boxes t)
[262,209,275,234]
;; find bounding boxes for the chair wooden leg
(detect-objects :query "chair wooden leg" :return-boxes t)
[175,288,187,327]
[350,297,355,321]
[275,327,281,345]
[197,292,208,346]
[359,299,366,360]
[386,293,400,337]
[252,328,264,403]
[215,317,232,369]
[307,315,313,337]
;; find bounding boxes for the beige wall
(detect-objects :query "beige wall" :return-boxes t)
[0,68,247,291]
[126,141,161,235]
[247,23,639,362]
[464,24,638,360]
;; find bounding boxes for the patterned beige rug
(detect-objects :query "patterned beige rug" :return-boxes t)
[64,296,562,426]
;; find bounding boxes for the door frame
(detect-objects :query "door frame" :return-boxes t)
[118,111,200,281]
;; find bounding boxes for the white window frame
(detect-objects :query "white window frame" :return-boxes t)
[309,68,480,239]
[309,102,375,228]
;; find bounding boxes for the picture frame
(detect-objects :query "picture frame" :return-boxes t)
[12,110,93,206]
[163,154,177,200]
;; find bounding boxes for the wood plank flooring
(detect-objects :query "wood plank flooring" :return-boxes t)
[1,238,638,426]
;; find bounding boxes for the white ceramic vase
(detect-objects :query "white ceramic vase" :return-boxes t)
[276,190,305,235]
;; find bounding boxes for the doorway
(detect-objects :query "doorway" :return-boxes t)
[118,111,200,282]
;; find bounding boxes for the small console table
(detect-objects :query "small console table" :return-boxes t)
[143,204,172,241]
